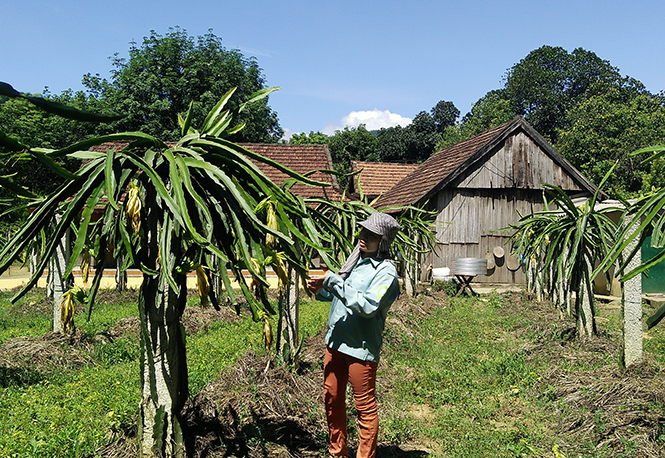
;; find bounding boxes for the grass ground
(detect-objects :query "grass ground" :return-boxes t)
[1,285,664,457]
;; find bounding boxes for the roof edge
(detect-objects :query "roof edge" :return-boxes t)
[414,116,603,206]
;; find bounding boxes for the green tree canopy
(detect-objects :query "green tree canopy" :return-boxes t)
[289,131,329,145]
[86,27,283,142]
[437,90,514,150]
[501,45,648,142]
[327,124,379,186]
[377,101,458,163]
[556,88,665,197]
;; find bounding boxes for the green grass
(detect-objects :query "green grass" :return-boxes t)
[377,293,665,457]
[380,294,550,456]
[0,288,329,458]
[2,287,664,457]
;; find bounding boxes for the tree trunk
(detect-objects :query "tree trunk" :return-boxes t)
[137,187,189,457]
[138,271,188,457]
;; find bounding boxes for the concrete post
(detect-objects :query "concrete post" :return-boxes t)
[116,253,127,291]
[51,215,70,333]
[404,262,414,296]
[533,257,543,302]
[526,257,535,294]
[577,258,595,337]
[622,215,643,366]
[29,245,38,277]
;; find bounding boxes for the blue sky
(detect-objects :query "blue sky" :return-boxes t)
[3,1,664,139]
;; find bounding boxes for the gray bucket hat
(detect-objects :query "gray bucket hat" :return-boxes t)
[339,212,401,279]
[358,212,401,251]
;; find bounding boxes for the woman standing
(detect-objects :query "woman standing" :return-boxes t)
[307,212,401,458]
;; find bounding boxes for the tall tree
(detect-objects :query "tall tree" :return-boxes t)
[86,27,283,142]
[377,111,438,163]
[501,45,646,142]
[289,130,329,145]
[430,100,460,134]
[556,88,665,197]
[327,125,379,187]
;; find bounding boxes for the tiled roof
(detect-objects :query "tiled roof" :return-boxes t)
[349,161,419,198]
[375,116,598,208]
[240,143,341,200]
[88,142,341,200]
[375,122,509,208]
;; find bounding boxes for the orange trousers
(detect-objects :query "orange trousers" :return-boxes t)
[324,347,379,458]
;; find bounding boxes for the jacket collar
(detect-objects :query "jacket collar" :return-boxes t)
[358,255,383,269]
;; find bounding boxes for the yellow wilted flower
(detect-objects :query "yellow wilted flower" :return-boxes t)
[274,252,290,294]
[60,287,81,335]
[195,265,210,307]
[81,251,91,283]
[261,312,273,352]
[249,257,262,293]
[265,202,278,248]
[544,234,550,246]
[125,182,142,235]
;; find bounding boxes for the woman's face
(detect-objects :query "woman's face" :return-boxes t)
[358,228,381,255]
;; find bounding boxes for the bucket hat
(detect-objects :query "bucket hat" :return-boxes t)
[358,212,401,249]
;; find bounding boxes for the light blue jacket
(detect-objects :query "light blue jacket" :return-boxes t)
[316,256,400,363]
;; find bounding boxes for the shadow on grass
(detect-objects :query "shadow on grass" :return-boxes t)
[183,403,430,458]
[376,445,429,457]
[0,365,44,387]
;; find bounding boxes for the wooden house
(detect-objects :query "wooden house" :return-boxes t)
[375,116,599,284]
[346,161,419,201]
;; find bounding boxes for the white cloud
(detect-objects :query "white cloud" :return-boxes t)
[281,128,295,142]
[322,109,412,135]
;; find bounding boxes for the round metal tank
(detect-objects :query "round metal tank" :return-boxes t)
[451,257,488,276]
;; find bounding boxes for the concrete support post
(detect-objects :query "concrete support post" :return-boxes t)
[526,257,535,295]
[577,257,595,337]
[622,216,643,367]
[116,253,127,291]
[50,215,70,333]
[404,262,415,297]
[29,246,38,277]
[534,258,543,302]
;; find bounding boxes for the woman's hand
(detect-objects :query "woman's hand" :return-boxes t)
[306,272,328,295]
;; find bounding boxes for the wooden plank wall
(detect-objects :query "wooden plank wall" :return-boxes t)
[457,132,583,191]
[426,132,588,284]
[431,189,545,284]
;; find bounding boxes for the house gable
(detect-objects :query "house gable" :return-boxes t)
[376,117,599,208]
[454,131,585,191]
